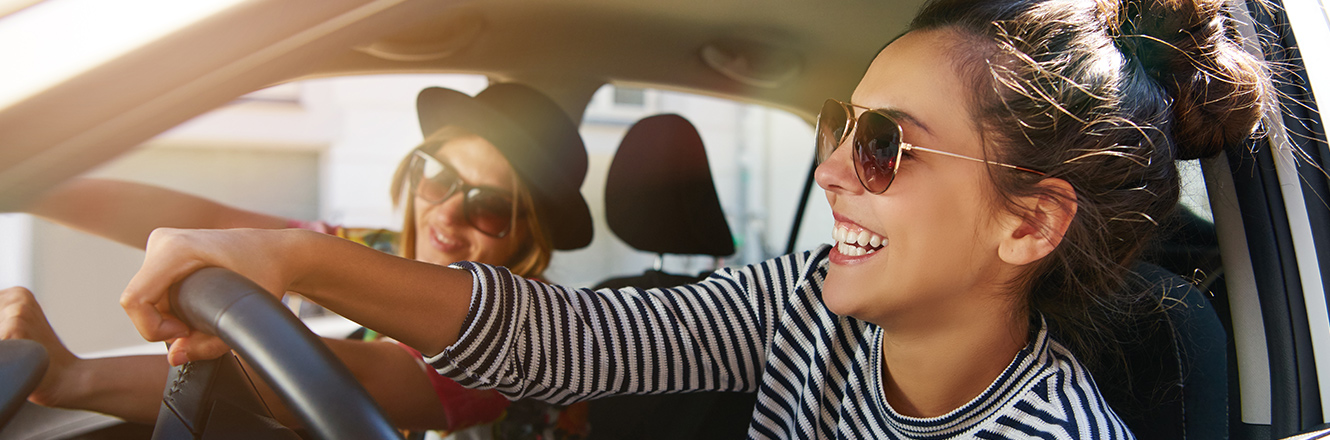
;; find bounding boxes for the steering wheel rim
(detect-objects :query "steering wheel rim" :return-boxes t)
[0,339,47,430]
[167,267,402,440]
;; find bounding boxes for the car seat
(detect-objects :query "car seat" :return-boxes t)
[589,114,755,440]
[1095,259,1229,440]
[596,113,735,288]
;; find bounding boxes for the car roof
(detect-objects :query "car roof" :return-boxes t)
[0,0,926,210]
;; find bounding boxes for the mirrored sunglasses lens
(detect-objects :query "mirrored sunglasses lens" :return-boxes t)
[415,156,460,203]
[464,189,515,236]
[855,111,902,193]
[815,99,849,163]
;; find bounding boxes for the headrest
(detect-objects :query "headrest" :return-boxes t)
[605,114,734,257]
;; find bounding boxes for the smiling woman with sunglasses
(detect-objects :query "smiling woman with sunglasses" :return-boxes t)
[8,83,595,437]
[121,0,1273,438]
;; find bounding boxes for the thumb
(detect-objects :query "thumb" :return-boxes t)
[166,333,232,366]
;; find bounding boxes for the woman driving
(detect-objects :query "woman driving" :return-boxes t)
[117,0,1273,438]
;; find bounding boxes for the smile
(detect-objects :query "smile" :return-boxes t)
[428,226,462,252]
[832,224,886,257]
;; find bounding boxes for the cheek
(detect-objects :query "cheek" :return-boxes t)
[412,205,432,250]
[474,221,527,265]
[474,237,516,266]
[898,187,991,266]
[413,198,433,225]
[825,180,994,319]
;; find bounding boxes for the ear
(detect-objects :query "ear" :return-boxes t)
[997,178,1077,266]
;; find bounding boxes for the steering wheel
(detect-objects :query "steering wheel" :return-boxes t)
[155,267,402,440]
[0,339,47,430]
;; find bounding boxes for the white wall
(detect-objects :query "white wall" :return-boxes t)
[31,147,324,353]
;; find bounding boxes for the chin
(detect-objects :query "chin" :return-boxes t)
[821,269,866,318]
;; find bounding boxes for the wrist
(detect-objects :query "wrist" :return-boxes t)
[31,356,89,409]
[53,355,169,424]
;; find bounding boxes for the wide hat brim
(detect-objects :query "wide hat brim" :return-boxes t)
[416,84,593,250]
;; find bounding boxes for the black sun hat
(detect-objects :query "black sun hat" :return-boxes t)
[416,83,593,250]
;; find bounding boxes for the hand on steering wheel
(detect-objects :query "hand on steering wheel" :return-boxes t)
[164,267,402,440]
[0,287,73,408]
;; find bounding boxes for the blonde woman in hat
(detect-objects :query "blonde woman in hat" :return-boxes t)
[2,83,593,437]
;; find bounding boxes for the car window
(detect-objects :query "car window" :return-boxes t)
[548,84,818,284]
[0,75,817,354]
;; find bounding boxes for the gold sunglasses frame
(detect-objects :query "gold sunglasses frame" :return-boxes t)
[819,99,1046,194]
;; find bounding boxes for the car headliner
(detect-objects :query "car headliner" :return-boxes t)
[0,0,926,210]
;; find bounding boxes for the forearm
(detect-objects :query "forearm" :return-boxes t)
[280,230,473,356]
[124,228,473,366]
[26,178,288,249]
[43,343,450,429]
[48,355,169,424]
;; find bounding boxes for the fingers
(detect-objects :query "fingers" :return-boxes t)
[167,333,231,366]
[0,286,70,355]
[121,227,289,364]
[0,286,40,340]
[121,228,207,342]
[1,286,83,407]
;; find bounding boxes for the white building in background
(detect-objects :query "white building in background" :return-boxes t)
[0,74,826,354]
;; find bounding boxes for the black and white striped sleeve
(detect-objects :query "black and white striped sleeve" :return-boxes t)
[422,251,820,405]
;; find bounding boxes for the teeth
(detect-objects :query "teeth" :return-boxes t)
[831,224,887,256]
[837,241,867,256]
[433,230,453,245]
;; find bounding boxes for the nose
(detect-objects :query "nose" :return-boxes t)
[814,138,863,195]
[424,190,468,226]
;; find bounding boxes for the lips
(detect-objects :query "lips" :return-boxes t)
[832,224,886,257]
[426,226,464,253]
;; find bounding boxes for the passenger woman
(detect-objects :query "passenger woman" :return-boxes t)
[119,0,1273,437]
[3,83,593,437]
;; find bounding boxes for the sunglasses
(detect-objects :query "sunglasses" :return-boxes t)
[816,98,1045,194]
[408,150,521,238]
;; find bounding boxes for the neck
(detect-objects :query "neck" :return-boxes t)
[877,300,1029,418]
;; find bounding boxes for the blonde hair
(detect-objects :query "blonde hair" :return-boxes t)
[389,126,554,279]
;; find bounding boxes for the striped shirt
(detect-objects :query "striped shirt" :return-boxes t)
[425,246,1134,439]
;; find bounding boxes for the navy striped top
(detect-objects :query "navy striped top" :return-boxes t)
[424,246,1134,439]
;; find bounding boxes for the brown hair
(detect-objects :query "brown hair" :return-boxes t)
[389,126,554,279]
[907,0,1271,368]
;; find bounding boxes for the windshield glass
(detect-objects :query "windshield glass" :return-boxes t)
[0,74,821,354]
[0,0,246,110]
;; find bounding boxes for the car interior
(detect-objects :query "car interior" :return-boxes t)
[1,0,1329,439]
[588,113,754,440]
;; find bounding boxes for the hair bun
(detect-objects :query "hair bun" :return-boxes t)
[1115,0,1270,159]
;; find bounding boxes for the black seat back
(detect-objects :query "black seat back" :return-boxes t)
[603,114,734,258]
[1096,261,1228,440]
[589,114,752,440]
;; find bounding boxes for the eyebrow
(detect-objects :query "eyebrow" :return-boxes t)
[848,102,936,136]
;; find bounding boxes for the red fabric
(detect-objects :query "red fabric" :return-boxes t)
[395,343,511,430]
